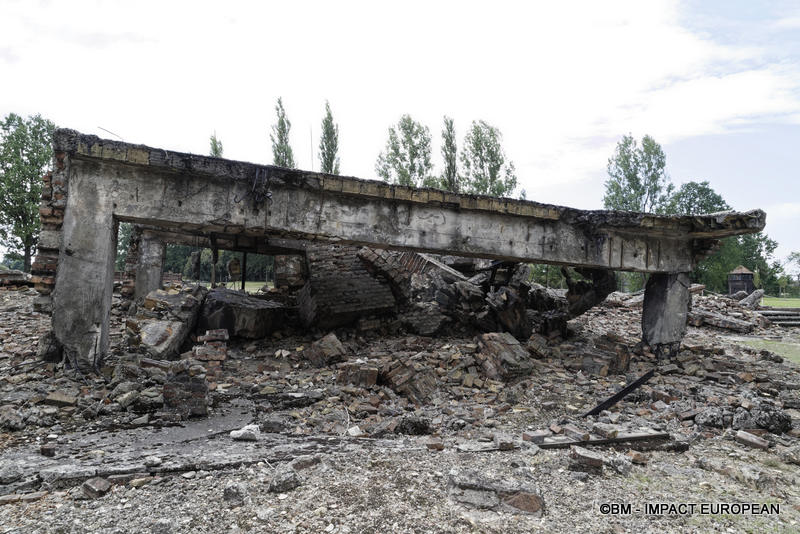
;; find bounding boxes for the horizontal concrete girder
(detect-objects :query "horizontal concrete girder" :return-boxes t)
[53,129,765,274]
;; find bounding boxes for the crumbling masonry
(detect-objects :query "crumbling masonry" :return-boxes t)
[32,129,766,371]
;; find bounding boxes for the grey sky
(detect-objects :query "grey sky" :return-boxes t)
[1,0,798,271]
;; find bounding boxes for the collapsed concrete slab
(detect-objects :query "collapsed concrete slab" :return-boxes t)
[33,129,766,369]
[197,288,285,338]
[127,286,207,360]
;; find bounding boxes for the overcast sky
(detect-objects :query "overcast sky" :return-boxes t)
[2,0,799,271]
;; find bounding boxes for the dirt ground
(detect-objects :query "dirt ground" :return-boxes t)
[1,287,799,533]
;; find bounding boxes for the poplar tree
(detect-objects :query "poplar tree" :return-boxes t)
[375,114,433,187]
[460,120,517,197]
[270,97,295,168]
[318,101,340,174]
[440,116,458,192]
[603,134,672,213]
[209,132,224,157]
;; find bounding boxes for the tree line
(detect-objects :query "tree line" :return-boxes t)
[597,134,792,296]
[1,111,798,296]
[268,98,520,198]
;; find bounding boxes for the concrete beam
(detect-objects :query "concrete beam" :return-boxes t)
[132,226,306,256]
[53,129,765,273]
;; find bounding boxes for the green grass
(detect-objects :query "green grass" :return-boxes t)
[737,338,800,365]
[762,297,800,308]
[194,280,273,293]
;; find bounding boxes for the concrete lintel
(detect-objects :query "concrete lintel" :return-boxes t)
[53,128,765,274]
[128,226,307,256]
[62,158,763,273]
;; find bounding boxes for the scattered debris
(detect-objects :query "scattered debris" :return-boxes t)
[447,469,545,516]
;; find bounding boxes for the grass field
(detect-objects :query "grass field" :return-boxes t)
[736,338,800,365]
[196,281,272,293]
[762,297,800,308]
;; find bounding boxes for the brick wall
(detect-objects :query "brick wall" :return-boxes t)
[274,254,307,289]
[357,247,466,302]
[30,151,69,313]
[297,243,396,329]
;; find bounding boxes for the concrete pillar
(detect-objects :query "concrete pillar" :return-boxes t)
[51,172,117,373]
[642,272,691,358]
[241,252,247,292]
[134,231,165,302]
[210,247,218,288]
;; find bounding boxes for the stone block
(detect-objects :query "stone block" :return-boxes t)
[162,366,208,418]
[197,288,285,339]
[82,477,112,499]
[476,332,534,380]
[306,333,346,367]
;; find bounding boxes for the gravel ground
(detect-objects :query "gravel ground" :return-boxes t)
[2,288,800,533]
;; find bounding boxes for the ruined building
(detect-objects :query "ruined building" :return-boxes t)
[30,129,765,372]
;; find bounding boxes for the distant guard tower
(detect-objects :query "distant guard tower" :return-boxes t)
[728,265,755,295]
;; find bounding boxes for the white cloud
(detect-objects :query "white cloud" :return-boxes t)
[0,0,797,211]
[774,16,800,29]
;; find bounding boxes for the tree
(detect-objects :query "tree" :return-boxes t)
[209,132,224,157]
[0,113,56,272]
[788,251,800,277]
[460,120,517,197]
[318,101,340,174]
[440,116,458,192]
[375,115,434,187]
[271,97,295,168]
[664,180,729,215]
[115,222,133,270]
[603,134,673,213]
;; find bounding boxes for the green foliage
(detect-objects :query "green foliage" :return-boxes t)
[271,97,295,168]
[0,253,23,271]
[529,264,566,288]
[375,115,433,187]
[174,246,274,283]
[603,134,672,213]
[460,120,517,197]
[0,113,56,272]
[439,116,459,192]
[664,180,729,215]
[660,180,783,294]
[788,251,800,276]
[209,132,224,157]
[318,101,340,174]
[602,139,786,295]
[688,231,783,294]
[115,222,133,270]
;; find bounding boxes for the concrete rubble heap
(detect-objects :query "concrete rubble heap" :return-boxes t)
[2,282,800,531]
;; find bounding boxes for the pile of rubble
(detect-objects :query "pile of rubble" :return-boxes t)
[2,264,800,531]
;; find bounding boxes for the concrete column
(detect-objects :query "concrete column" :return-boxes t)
[642,272,691,358]
[241,252,247,292]
[51,171,117,373]
[134,231,165,302]
[210,247,218,288]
